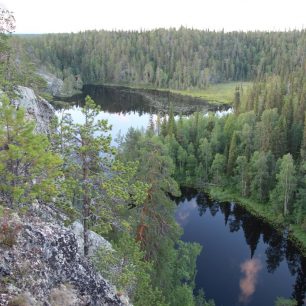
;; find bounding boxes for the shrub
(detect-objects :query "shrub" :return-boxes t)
[49,284,78,306]
[0,209,22,247]
[8,292,38,306]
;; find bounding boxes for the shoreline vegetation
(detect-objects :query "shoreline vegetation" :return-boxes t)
[205,186,306,256]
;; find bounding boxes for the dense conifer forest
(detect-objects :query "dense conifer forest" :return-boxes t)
[135,70,306,242]
[21,29,306,90]
[1,14,305,305]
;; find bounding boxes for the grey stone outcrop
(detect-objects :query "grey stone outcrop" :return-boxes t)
[12,86,55,134]
[38,71,64,97]
[0,204,129,306]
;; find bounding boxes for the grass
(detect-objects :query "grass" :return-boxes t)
[96,82,252,105]
[0,205,4,218]
[169,82,251,105]
[207,186,306,256]
[290,225,306,254]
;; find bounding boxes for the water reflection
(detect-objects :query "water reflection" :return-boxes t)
[239,258,262,304]
[176,201,197,227]
[175,189,306,306]
[55,84,227,115]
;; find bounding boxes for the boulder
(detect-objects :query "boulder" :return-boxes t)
[70,220,113,257]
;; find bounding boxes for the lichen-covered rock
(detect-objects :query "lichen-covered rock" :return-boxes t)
[12,86,55,134]
[70,221,113,257]
[0,205,129,306]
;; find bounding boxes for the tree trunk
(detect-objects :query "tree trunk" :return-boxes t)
[83,191,90,257]
[83,160,90,257]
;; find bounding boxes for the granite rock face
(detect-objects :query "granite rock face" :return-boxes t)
[0,204,129,306]
[12,86,55,134]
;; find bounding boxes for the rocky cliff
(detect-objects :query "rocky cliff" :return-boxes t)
[0,203,129,306]
[0,89,130,306]
[12,86,55,134]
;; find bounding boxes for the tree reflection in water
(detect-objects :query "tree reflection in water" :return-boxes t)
[193,192,306,306]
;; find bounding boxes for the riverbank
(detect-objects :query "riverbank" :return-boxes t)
[206,187,306,257]
[94,82,250,105]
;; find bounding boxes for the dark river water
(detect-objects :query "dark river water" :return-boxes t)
[175,188,305,306]
[58,85,305,306]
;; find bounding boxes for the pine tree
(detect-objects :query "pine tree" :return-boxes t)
[55,96,148,256]
[227,131,239,176]
[0,94,62,208]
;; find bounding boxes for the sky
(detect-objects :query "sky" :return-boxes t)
[1,0,305,33]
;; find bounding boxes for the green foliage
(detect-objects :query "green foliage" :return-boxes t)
[156,67,306,253]
[234,155,249,196]
[210,153,226,185]
[53,96,148,255]
[198,138,212,183]
[195,289,215,306]
[117,130,210,306]
[274,297,298,306]
[20,29,306,91]
[3,22,305,305]
[0,12,48,97]
[95,233,167,306]
[250,151,270,202]
[0,94,62,208]
[271,154,297,216]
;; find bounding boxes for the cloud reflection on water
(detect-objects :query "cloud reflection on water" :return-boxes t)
[239,258,262,304]
[176,201,197,226]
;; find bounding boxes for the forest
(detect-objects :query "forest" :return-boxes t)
[18,28,306,91]
[1,15,214,305]
[137,69,306,245]
[0,11,305,306]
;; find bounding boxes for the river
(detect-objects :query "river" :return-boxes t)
[58,85,305,306]
[175,188,305,306]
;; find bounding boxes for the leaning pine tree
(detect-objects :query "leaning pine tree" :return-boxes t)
[54,95,148,256]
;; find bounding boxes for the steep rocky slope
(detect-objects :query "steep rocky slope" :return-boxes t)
[0,203,128,306]
[0,89,130,305]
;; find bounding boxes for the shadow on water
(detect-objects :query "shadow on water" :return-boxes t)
[175,189,306,306]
